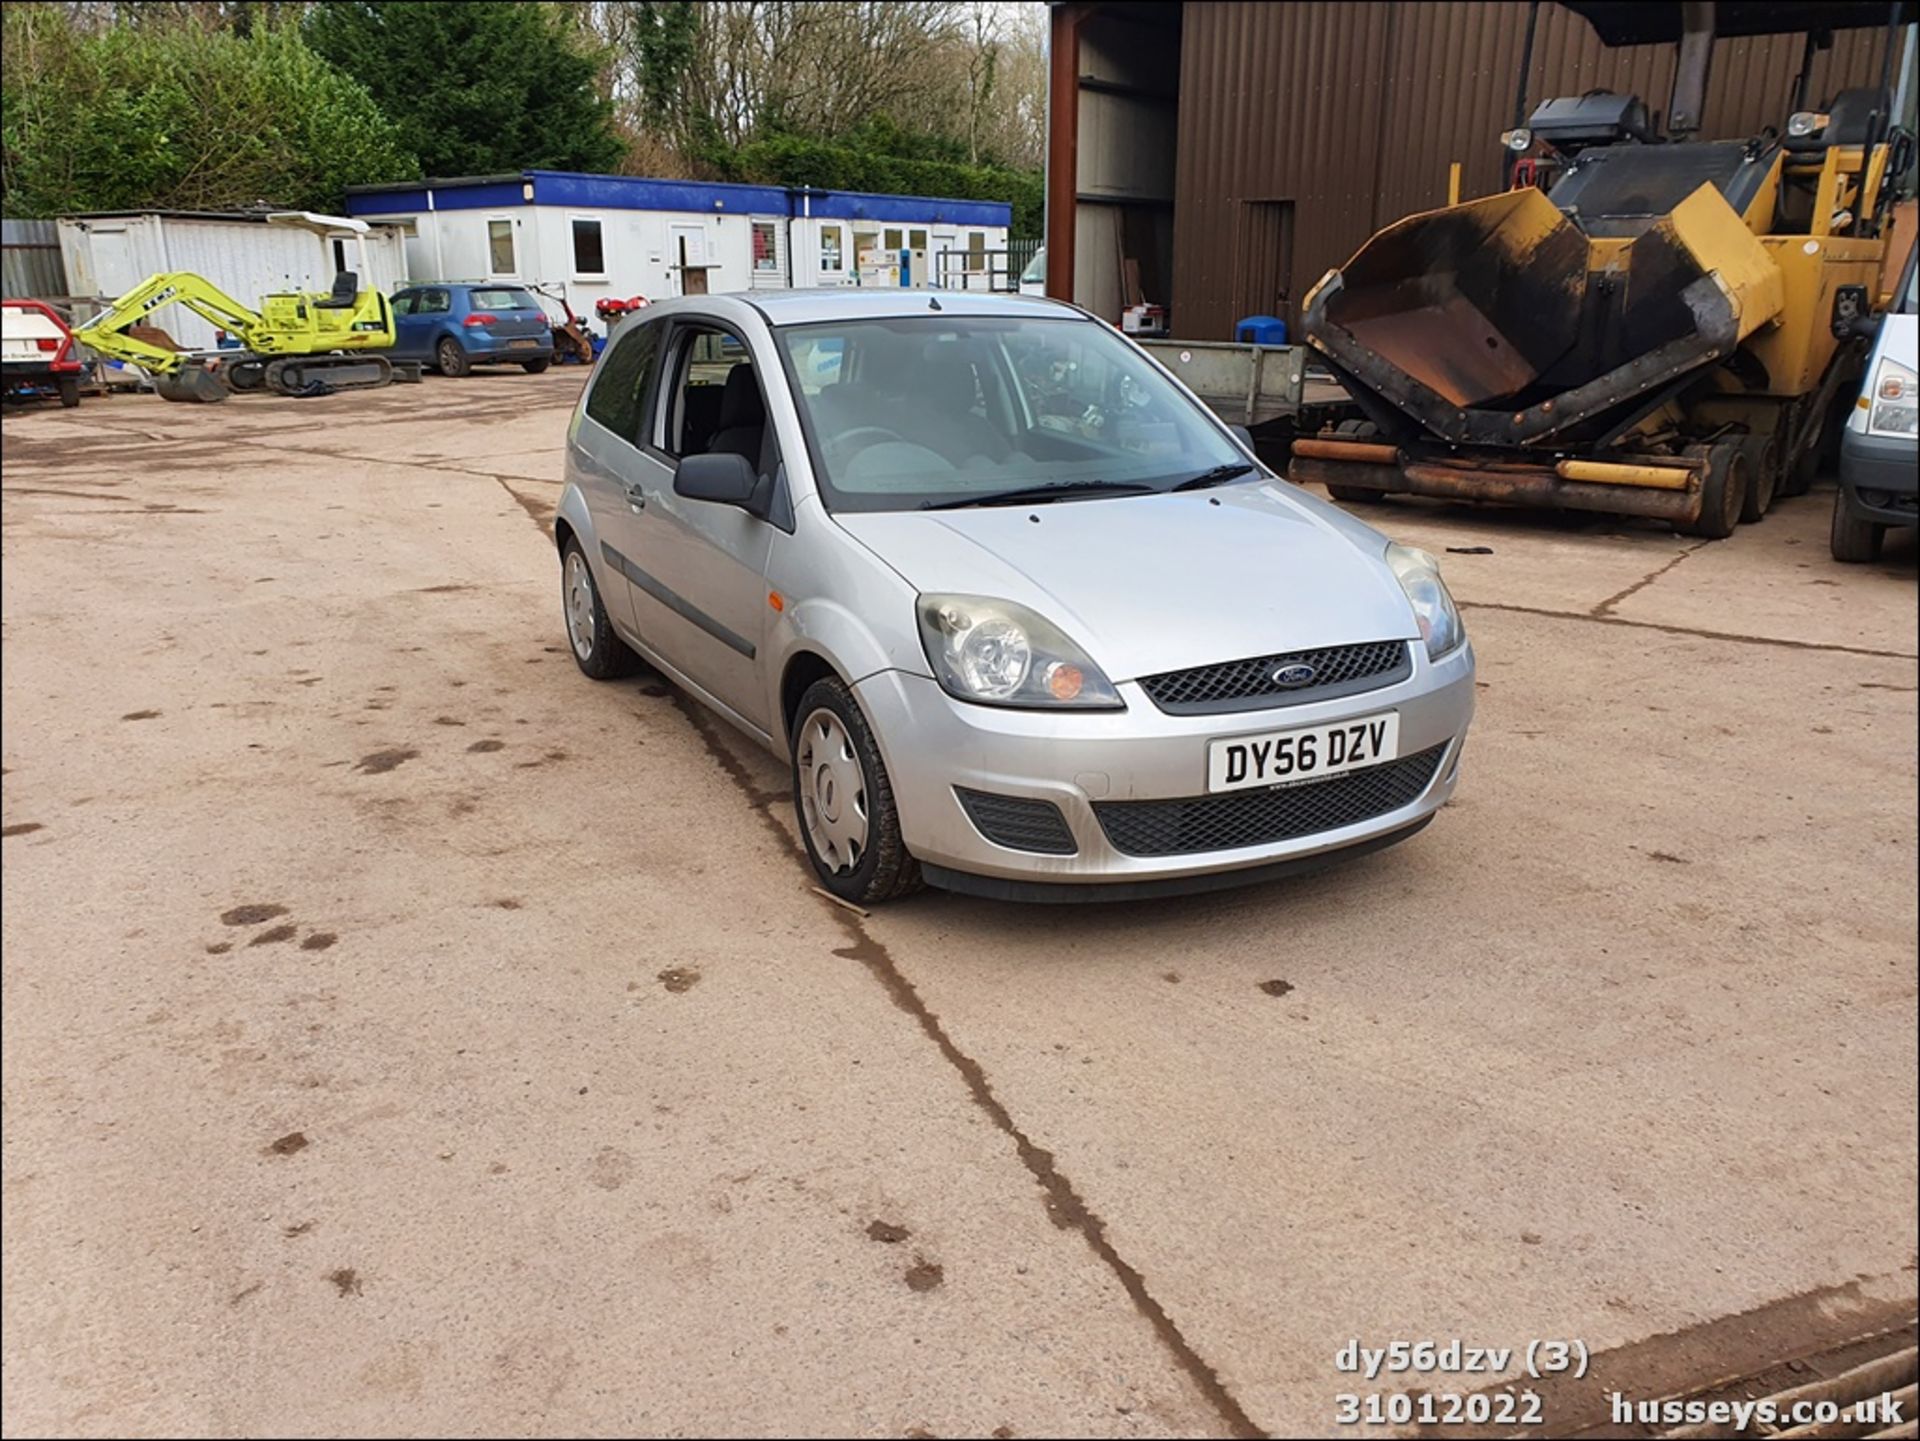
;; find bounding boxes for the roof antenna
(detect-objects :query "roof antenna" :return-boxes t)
[928,294,943,311]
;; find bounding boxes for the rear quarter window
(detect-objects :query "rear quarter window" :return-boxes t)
[585,318,664,445]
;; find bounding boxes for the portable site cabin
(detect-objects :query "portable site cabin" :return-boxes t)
[55,209,410,352]
[342,170,1013,314]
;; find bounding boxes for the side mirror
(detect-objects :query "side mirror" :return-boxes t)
[1848,311,1884,342]
[674,451,759,507]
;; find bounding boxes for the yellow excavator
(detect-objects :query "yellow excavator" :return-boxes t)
[1293,1,1916,537]
[73,212,407,403]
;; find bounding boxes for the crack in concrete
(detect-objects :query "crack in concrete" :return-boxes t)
[1591,541,1707,617]
[1459,600,1918,661]
[661,692,1264,1437]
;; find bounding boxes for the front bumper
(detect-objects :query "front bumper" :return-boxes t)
[1839,427,1919,527]
[856,641,1475,895]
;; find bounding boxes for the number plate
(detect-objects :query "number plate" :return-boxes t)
[508,338,540,349]
[1207,712,1400,793]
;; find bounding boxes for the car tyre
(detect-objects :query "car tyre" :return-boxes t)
[561,538,638,679]
[792,677,922,905]
[436,337,471,378]
[1829,493,1885,563]
[521,358,551,374]
[57,375,80,408]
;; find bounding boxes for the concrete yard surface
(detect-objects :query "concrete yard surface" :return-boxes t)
[2,375,1915,1438]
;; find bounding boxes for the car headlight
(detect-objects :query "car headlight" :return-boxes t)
[1868,358,1917,437]
[916,594,1123,709]
[1385,543,1465,660]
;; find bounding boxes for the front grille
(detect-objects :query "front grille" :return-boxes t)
[1138,640,1411,715]
[1093,745,1445,857]
[955,788,1078,855]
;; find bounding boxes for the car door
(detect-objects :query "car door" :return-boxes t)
[407,287,452,357]
[387,290,418,354]
[621,317,781,735]
[572,313,668,638]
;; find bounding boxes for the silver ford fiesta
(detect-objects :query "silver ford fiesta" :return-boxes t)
[556,290,1474,903]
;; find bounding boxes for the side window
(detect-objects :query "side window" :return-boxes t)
[487,218,515,275]
[420,289,451,315]
[571,217,605,277]
[967,231,987,272]
[819,226,843,273]
[391,291,416,316]
[662,327,773,470]
[751,221,780,273]
[584,318,663,445]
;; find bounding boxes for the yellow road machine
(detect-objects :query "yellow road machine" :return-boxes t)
[1294,0,1916,537]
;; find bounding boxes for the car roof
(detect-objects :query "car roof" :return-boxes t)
[649,288,1086,328]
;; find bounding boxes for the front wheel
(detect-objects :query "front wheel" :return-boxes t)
[791,678,922,905]
[1830,493,1886,562]
[1680,441,1748,539]
[561,539,637,678]
[436,337,471,378]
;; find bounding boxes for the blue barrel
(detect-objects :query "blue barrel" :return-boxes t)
[1235,315,1288,345]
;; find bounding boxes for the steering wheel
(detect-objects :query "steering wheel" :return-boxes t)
[828,425,906,457]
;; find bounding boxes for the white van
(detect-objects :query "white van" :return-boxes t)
[1833,245,1918,562]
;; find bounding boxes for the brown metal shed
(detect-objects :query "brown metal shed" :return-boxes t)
[1047,1,1912,338]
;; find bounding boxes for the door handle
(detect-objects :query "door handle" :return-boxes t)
[624,485,647,511]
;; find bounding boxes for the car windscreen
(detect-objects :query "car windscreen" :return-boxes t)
[1019,248,1046,284]
[470,287,537,311]
[777,315,1246,513]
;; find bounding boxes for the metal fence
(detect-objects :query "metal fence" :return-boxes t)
[2,218,69,302]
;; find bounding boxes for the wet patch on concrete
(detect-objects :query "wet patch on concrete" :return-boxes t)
[249,924,298,947]
[267,1132,308,1156]
[205,941,233,955]
[1258,979,1294,997]
[221,903,287,926]
[467,739,505,754]
[326,1267,362,1297]
[2,823,45,837]
[300,932,337,952]
[355,748,418,775]
[866,1220,911,1244]
[121,709,161,721]
[658,967,701,994]
[904,1258,945,1292]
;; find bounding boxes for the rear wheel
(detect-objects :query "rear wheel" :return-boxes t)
[792,677,922,905]
[521,358,550,375]
[1680,440,1748,539]
[561,539,637,679]
[436,337,470,378]
[1829,493,1886,563]
[1738,431,1780,523]
[56,375,80,408]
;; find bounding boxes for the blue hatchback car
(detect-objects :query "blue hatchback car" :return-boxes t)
[388,282,554,377]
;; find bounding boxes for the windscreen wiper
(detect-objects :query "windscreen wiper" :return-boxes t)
[1170,462,1257,491]
[922,480,1158,510]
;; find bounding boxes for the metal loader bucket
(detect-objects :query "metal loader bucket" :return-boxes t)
[152,361,230,404]
[1305,184,1783,448]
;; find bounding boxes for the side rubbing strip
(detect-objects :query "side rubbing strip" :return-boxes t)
[599,541,757,659]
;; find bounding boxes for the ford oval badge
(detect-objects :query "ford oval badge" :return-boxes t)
[1272,663,1317,688]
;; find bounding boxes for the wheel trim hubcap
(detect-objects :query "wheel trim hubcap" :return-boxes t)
[565,552,596,660]
[797,709,867,874]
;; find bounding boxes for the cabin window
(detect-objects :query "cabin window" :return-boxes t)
[487,219,516,275]
[752,221,779,272]
[572,217,605,276]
